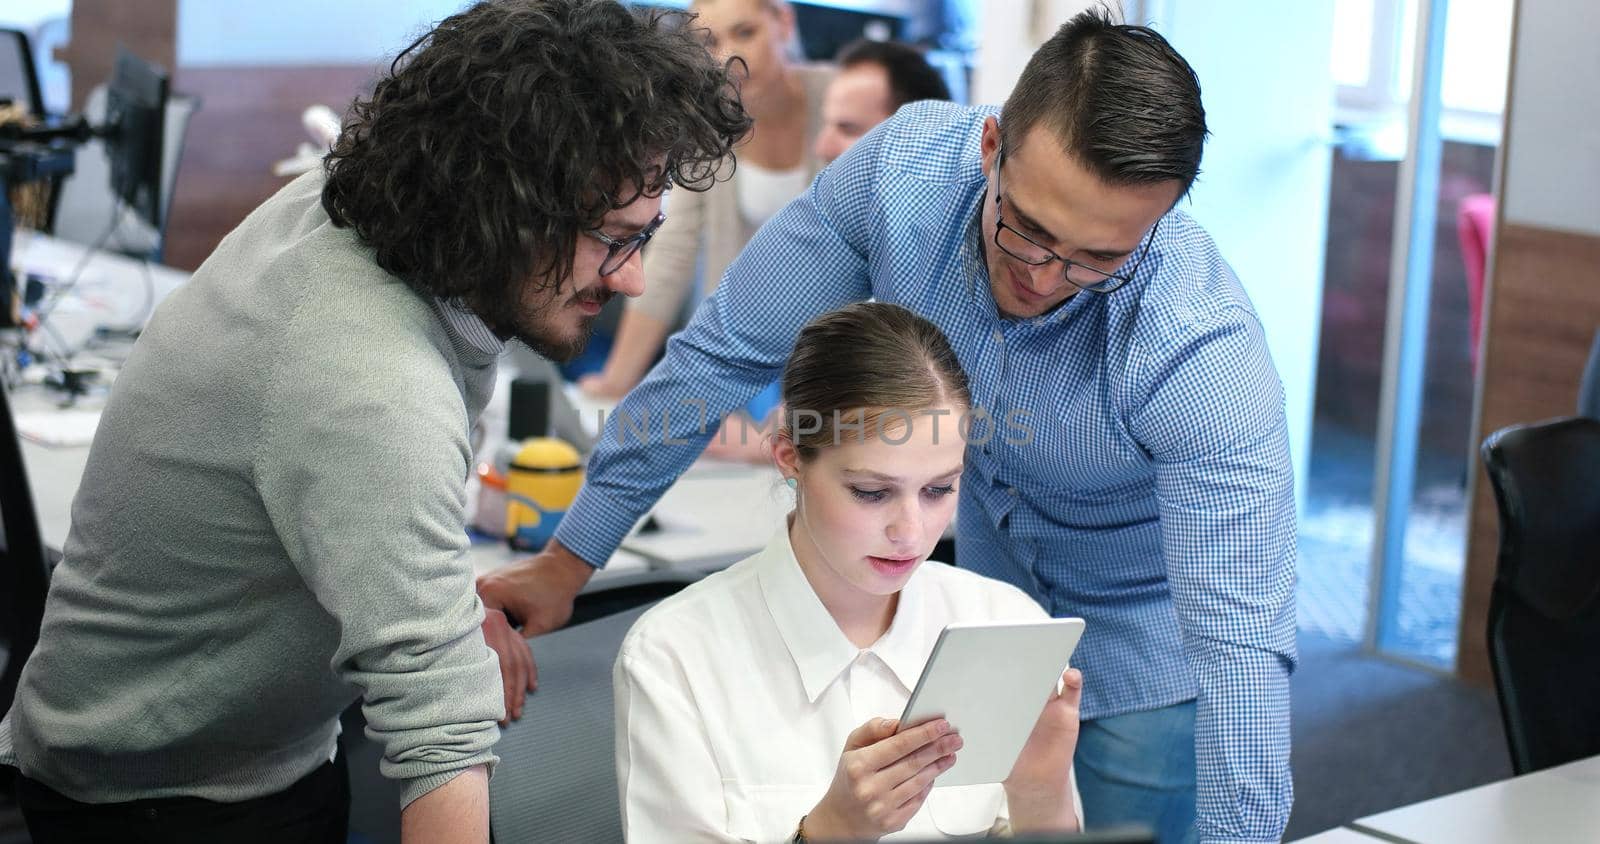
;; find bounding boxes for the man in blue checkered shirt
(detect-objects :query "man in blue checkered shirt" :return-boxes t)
[481,9,1296,843]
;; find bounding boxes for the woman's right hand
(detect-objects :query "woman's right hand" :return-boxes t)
[801,717,962,841]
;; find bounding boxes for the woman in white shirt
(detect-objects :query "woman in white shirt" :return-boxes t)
[614,303,1083,841]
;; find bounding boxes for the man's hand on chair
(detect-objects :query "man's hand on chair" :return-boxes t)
[477,540,596,720]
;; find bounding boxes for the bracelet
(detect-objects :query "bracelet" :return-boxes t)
[791,813,809,843]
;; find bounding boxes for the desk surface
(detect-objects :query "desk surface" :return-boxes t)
[16,380,777,578]
[1288,828,1383,843]
[1351,754,1600,844]
[10,228,190,338]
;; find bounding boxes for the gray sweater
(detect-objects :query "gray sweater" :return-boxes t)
[0,171,503,808]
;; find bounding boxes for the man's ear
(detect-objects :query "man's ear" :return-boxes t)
[981,116,1002,179]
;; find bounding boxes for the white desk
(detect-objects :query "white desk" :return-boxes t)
[620,462,791,571]
[464,536,652,581]
[10,228,190,352]
[1289,827,1384,843]
[11,383,101,549]
[15,379,769,579]
[1350,754,1600,844]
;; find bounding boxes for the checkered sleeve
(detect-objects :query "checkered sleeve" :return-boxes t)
[1127,298,1299,842]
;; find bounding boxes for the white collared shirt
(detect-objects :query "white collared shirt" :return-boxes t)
[614,529,1083,842]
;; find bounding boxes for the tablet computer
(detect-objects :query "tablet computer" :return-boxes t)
[898,618,1086,787]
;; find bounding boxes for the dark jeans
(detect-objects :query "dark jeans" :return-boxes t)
[17,752,349,844]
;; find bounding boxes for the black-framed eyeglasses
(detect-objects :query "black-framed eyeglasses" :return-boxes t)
[584,211,667,276]
[992,150,1158,295]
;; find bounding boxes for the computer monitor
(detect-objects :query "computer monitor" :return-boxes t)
[101,46,168,231]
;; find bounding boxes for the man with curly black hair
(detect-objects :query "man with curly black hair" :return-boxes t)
[0,2,747,842]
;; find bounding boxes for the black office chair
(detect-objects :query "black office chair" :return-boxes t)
[342,568,702,844]
[1480,416,1600,775]
[1579,329,1600,421]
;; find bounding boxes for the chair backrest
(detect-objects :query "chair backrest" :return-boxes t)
[1580,329,1600,421]
[0,28,43,118]
[48,85,200,261]
[0,383,52,720]
[1480,416,1600,774]
[489,569,701,843]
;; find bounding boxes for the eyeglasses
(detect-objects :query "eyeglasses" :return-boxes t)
[991,151,1158,295]
[584,211,667,276]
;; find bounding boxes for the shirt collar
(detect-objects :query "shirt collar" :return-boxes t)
[433,297,506,359]
[754,526,930,702]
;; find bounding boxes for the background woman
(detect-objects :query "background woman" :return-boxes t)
[579,0,831,407]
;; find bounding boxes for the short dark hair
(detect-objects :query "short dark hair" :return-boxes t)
[834,39,952,110]
[321,0,749,327]
[1000,6,1207,193]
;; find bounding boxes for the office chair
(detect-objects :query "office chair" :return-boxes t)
[0,28,45,118]
[0,382,52,729]
[1455,194,1495,375]
[342,569,701,844]
[1480,416,1600,775]
[48,85,200,262]
[1580,329,1600,421]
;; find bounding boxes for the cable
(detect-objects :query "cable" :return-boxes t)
[30,200,129,366]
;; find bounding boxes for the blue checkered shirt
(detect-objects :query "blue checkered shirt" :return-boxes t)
[556,102,1297,842]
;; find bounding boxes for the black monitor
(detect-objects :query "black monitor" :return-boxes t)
[102,46,168,230]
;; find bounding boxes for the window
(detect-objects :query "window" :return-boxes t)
[1332,0,1515,145]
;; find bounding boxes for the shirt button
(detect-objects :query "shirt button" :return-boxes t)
[1008,487,1019,497]
[143,807,160,821]
[992,329,1004,344]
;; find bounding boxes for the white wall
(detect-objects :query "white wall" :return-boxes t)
[1140,0,1336,503]
[1500,0,1600,236]
[966,0,1332,500]
[972,0,1099,105]
[177,0,471,67]
[0,0,69,30]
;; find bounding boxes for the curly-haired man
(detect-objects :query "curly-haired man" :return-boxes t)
[0,3,747,842]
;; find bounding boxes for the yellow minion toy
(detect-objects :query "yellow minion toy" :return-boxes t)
[505,437,584,551]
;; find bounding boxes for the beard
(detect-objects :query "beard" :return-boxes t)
[513,316,595,363]
[506,289,613,363]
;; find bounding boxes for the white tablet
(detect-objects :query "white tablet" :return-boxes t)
[898,618,1086,787]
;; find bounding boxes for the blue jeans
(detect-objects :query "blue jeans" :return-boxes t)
[1075,699,1199,844]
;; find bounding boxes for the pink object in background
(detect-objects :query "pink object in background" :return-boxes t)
[1457,193,1496,373]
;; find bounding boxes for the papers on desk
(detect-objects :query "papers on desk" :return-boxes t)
[14,410,101,448]
[9,228,190,341]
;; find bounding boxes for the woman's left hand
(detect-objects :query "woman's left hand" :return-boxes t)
[1003,668,1083,833]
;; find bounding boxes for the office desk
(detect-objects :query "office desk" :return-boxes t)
[15,379,743,580]
[620,461,791,571]
[11,383,99,549]
[1288,827,1384,843]
[9,228,190,350]
[1350,754,1600,844]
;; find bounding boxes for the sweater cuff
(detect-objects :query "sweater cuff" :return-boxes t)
[398,757,497,810]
